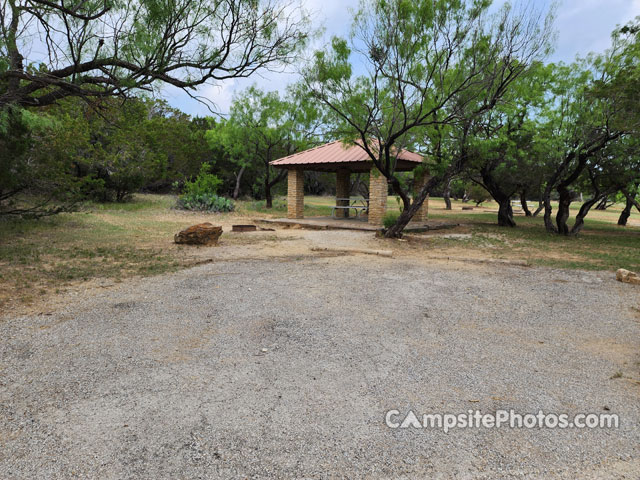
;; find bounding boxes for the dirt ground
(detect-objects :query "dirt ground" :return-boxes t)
[1,215,635,318]
[0,221,517,317]
[2,194,639,317]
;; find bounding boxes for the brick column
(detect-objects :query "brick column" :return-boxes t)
[287,168,304,219]
[413,169,430,222]
[335,169,350,218]
[368,169,388,225]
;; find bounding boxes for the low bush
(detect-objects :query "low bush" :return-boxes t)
[383,211,400,229]
[181,162,222,198]
[176,192,234,212]
[470,185,490,206]
[175,162,233,212]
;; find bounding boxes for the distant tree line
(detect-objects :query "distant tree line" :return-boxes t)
[0,91,335,217]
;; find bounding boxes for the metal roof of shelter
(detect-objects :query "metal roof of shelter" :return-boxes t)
[270,140,423,172]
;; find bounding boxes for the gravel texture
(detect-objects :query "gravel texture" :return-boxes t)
[1,255,639,479]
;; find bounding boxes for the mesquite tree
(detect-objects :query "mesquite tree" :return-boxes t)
[304,0,554,237]
[209,85,322,207]
[0,0,309,108]
[540,23,640,235]
[465,62,551,227]
[0,0,308,217]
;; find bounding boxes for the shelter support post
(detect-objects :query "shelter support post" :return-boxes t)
[287,168,304,219]
[368,169,388,225]
[413,169,430,222]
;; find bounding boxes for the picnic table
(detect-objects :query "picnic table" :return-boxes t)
[331,197,369,218]
[511,199,537,210]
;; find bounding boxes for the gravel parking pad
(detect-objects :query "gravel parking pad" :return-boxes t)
[1,256,639,479]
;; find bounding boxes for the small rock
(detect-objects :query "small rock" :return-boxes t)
[174,223,222,246]
[616,268,640,285]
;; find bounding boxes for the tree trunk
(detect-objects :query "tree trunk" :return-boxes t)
[232,165,246,200]
[571,193,607,235]
[594,196,608,210]
[384,134,470,238]
[555,186,572,235]
[6,1,23,98]
[622,189,640,215]
[617,197,632,226]
[443,179,452,210]
[264,173,272,208]
[543,180,557,232]
[478,165,516,227]
[532,201,544,217]
[265,185,273,208]
[497,199,516,227]
[520,191,532,216]
[385,174,442,238]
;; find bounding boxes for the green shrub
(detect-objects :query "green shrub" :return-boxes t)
[383,211,400,229]
[182,162,222,197]
[175,162,232,212]
[470,185,490,206]
[176,192,234,212]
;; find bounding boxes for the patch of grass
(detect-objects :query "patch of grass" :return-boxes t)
[238,196,333,217]
[2,193,639,312]
[383,211,400,229]
[0,194,212,311]
[86,194,176,212]
[420,210,640,272]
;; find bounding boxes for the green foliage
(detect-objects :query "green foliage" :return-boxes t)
[206,85,323,204]
[180,163,222,197]
[176,162,232,212]
[305,0,555,235]
[0,106,87,217]
[63,99,167,202]
[383,211,400,229]
[176,193,234,212]
[1,96,218,218]
[470,185,490,205]
[1,0,310,110]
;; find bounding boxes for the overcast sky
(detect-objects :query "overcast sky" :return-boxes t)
[163,0,640,117]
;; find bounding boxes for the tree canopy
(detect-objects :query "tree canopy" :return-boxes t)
[304,0,555,237]
[0,0,309,109]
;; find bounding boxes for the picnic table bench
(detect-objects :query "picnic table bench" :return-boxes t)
[511,200,537,210]
[331,197,369,218]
